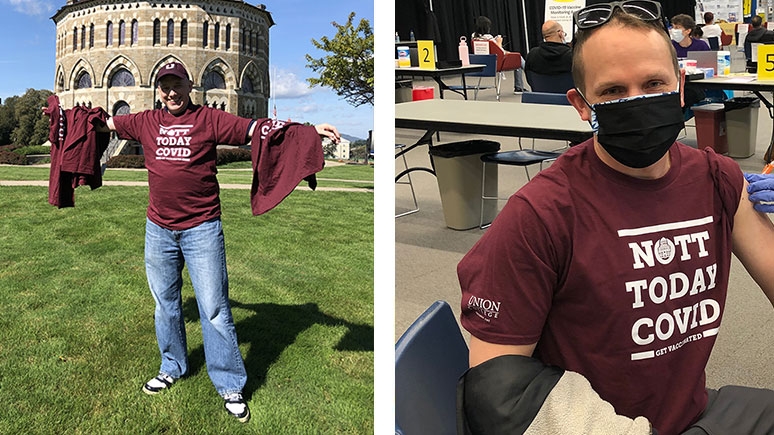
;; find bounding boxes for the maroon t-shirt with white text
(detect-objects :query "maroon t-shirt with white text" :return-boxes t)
[112,104,254,230]
[458,140,743,434]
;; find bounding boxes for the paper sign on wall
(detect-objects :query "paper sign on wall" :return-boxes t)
[417,40,436,69]
[758,44,774,80]
[545,0,585,43]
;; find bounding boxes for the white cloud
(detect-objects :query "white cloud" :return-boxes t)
[3,0,56,16]
[271,68,316,99]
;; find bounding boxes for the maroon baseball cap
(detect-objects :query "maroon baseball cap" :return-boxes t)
[156,62,190,84]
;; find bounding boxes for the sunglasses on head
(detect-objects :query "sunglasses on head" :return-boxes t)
[573,0,663,30]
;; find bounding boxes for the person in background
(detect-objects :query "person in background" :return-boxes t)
[670,13,710,57]
[700,11,723,45]
[524,20,572,76]
[471,15,527,93]
[457,2,774,434]
[746,15,774,44]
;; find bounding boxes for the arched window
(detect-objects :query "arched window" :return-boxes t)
[80,25,85,50]
[253,32,258,55]
[89,24,94,48]
[153,19,160,45]
[106,21,113,46]
[119,20,126,46]
[214,23,220,49]
[241,31,246,52]
[202,21,208,47]
[241,76,254,94]
[75,72,92,89]
[109,68,135,87]
[203,70,226,90]
[225,24,231,50]
[131,20,138,46]
[73,27,77,51]
[113,101,130,116]
[167,19,174,45]
[180,20,188,45]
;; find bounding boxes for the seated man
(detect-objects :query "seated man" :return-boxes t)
[745,15,774,44]
[524,20,572,76]
[457,2,774,434]
[745,15,774,71]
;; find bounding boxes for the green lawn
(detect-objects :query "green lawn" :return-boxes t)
[0,162,374,190]
[0,177,373,433]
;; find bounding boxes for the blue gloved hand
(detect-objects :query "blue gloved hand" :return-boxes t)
[744,172,774,213]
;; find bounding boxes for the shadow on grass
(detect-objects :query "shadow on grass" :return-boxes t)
[182,298,373,398]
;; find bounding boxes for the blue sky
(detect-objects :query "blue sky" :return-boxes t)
[0,0,374,140]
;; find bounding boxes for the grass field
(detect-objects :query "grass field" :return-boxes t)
[0,161,375,190]
[0,164,374,434]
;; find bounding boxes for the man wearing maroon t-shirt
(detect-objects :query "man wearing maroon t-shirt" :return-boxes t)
[98,62,340,422]
[457,3,774,434]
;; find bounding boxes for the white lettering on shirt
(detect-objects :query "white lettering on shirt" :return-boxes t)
[618,216,721,361]
[155,124,194,162]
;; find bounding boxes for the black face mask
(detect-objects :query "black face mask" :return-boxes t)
[585,91,685,169]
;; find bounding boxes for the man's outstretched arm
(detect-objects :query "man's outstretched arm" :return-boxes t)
[93,117,116,133]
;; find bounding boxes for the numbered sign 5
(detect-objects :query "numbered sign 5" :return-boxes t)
[417,40,436,69]
[758,44,774,80]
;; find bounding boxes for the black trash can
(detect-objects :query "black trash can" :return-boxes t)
[428,140,500,230]
[724,97,760,158]
[396,79,413,104]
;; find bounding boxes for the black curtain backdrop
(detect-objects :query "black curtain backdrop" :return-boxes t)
[395,0,697,61]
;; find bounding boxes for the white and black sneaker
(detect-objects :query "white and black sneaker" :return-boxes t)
[223,393,250,423]
[142,374,175,395]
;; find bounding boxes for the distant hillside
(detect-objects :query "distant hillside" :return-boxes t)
[342,133,364,143]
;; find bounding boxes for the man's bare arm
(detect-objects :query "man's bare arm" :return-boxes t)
[469,335,536,367]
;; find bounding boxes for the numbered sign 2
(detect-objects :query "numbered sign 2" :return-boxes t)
[758,44,774,80]
[417,40,436,69]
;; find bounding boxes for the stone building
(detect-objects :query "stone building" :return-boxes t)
[51,0,274,119]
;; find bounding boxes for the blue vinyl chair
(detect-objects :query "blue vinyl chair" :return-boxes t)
[395,300,469,435]
[448,54,497,100]
[708,36,720,50]
[525,70,574,94]
[520,91,571,106]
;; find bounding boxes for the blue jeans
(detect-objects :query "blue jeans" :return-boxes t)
[144,218,247,397]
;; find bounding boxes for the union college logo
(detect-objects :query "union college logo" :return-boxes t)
[467,295,501,322]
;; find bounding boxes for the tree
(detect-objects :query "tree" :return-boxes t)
[349,139,368,162]
[322,139,339,159]
[0,98,16,145]
[10,89,52,146]
[305,12,374,107]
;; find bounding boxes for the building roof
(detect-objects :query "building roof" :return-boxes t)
[51,0,274,26]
